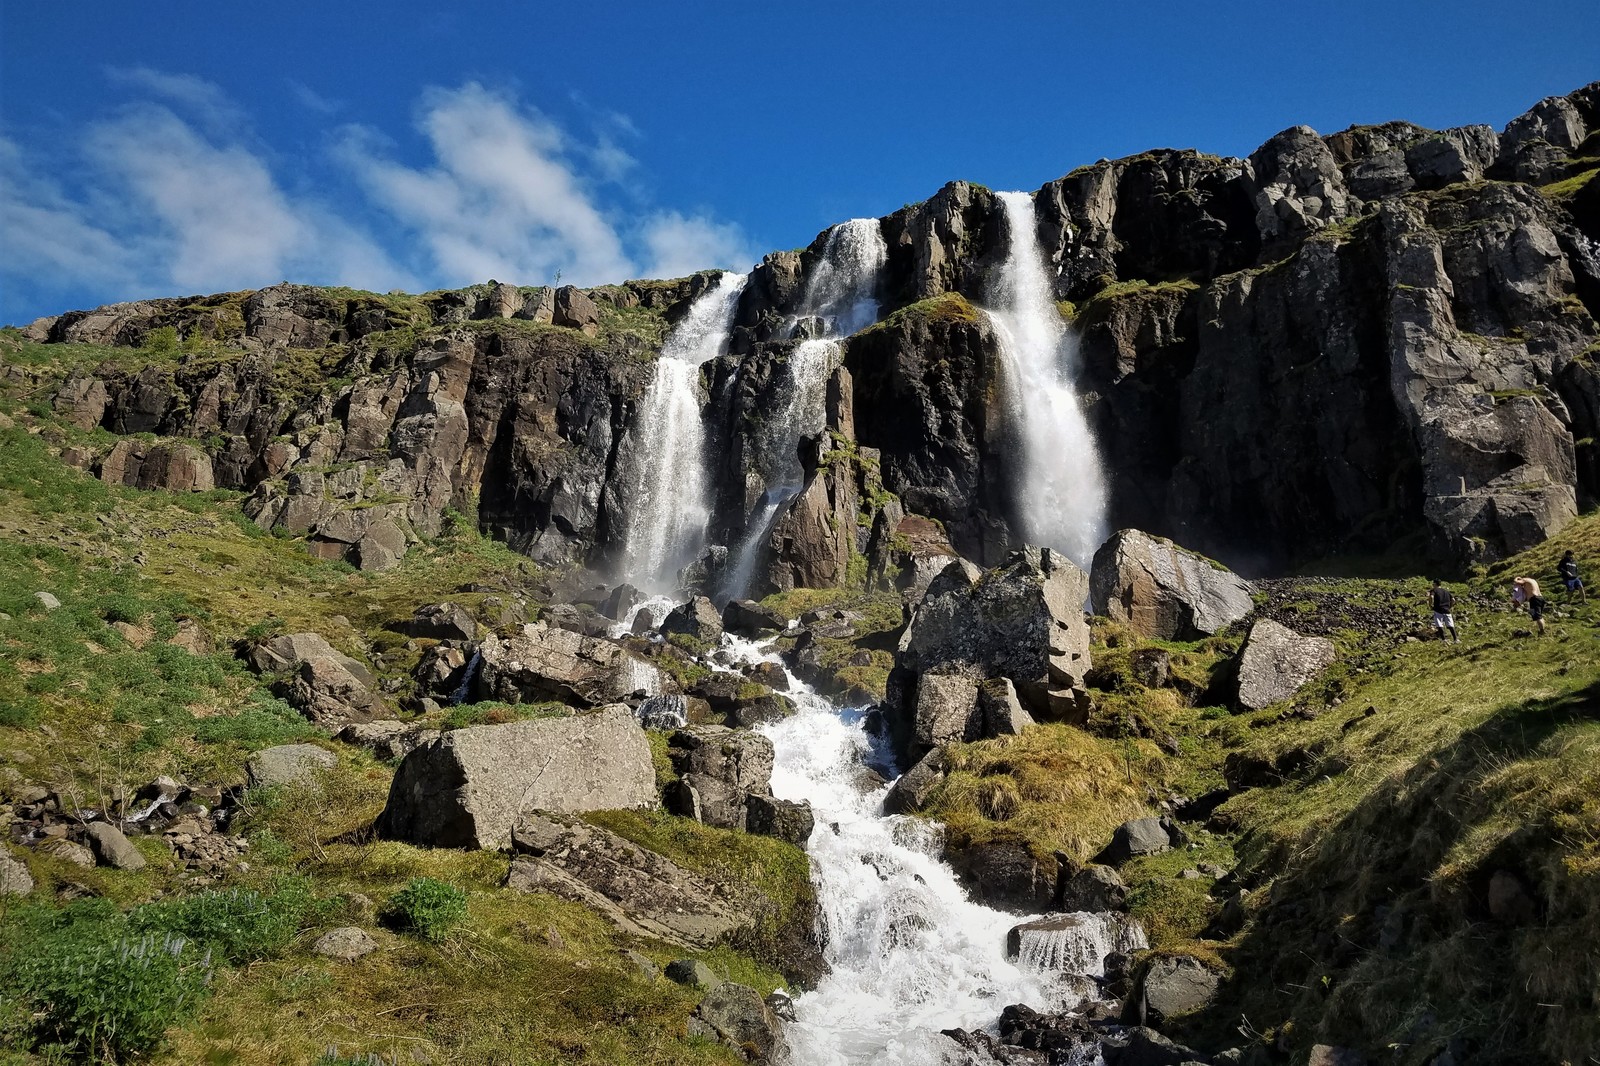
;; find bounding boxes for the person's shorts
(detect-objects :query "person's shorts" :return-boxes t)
[1528,596,1545,621]
[1566,577,1584,592]
[1432,612,1454,629]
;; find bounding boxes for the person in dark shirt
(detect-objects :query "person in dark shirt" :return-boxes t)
[1558,550,1585,604]
[1429,579,1459,643]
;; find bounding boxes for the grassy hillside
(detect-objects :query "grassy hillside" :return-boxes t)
[922,522,1600,1062]
[0,342,803,1065]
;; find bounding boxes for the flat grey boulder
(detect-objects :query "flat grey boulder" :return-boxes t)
[35,591,61,611]
[506,811,752,948]
[247,743,337,789]
[1236,618,1337,711]
[38,839,95,868]
[378,706,656,849]
[246,632,375,687]
[314,926,378,961]
[475,622,663,707]
[1136,954,1221,1027]
[1089,529,1253,640]
[0,850,34,895]
[1096,817,1181,866]
[85,822,146,870]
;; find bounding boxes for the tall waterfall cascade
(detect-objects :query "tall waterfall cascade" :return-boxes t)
[723,219,888,601]
[986,191,1109,568]
[670,633,1142,1065]
[615,271,747,592]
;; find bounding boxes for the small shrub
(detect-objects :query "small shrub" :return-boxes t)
[382,877,468,941]
[2,903,214,1062]
[132,878,314,963]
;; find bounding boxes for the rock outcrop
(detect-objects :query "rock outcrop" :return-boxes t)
[475,623,663,707]
[505,811,752,947]
[25,82,1600,578]
[891,551,1092,752]
[1089,529,1254,639]
[377,707,656,849]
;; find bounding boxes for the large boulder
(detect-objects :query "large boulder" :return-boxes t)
[505,810,752,947]
[1089,529,1253,640]
[722,599,787,638]
[279,653,390,729]
[947,841,1059,913]
[661,596,724,644]
[1235,618,1337,710]
[900,551,1091,687]
[84,822,146,871]
[0,849,35,896]
[689,981,787,1064]
[1058,862,1129,912]
[246,633,376,686]
[745,794,814,846]
[377,706,657,849]
[402,603,477,642]
[883,748,947,814]
[663,726,774,831]
[247,743,337,789]
[475,623,663,707]
[1095,817,1182,866]
[98,439,216,493]
[910,672,981,756]
[1134,954,1221,1028]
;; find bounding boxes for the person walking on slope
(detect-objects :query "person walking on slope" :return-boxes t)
[1430,579,1460,643]
[1558,550,1586,604]
[1512,576,1547,636]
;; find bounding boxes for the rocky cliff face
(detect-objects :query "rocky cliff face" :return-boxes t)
[18,82,1600,576]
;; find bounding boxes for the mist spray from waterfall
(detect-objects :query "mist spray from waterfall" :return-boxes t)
[987,191,1109,567]
[617,272,746,592]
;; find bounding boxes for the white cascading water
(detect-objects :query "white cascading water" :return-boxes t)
[986,191,1109,568]
[682,634,1141,1065]
[616,271,748,592]
[723,220,887,601]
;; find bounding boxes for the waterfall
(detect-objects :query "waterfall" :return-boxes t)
[722,219,887,600]
[1013,913,1147,973]
[986,191,1109,568]
[682,635,1124,1065]
[616,271,747,592]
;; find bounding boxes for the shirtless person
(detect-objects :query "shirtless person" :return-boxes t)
[1512,576,1546,636]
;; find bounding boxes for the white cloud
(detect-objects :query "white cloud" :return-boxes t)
[2,72,755,322]
[105,67,244,135]
[640,211,754,279]
[339,83,636,287]
[341,82,755,287]
[85,103,410,294]
[288,80,342,115]
[0,137,135,295]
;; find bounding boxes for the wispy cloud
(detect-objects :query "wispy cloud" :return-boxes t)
[340,82,756,287]
[2,71,756,322]
[104,66,244,135]
[288,80,342,115]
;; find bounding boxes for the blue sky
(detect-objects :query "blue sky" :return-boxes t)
[2,1,1595,325]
